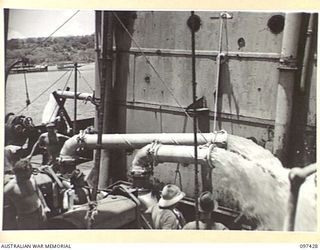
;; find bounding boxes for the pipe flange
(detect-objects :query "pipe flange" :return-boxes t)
[207,144,216,169]
[211,129,228,148]
[147,140,162,166]
[199,143,216,169]
[76,130,87,148]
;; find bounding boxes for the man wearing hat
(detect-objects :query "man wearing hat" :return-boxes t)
[26,122,69,168]
[183,191,228,230]
[150,184,186,229]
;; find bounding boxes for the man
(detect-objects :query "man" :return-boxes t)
[4,159,50,230]
[26,122,69,167]
[4,145,22,174]
[183,191,228,230]
[150,184,186,229]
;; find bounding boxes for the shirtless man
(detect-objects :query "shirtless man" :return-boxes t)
[26,123,69,167]
[4,159,50,229]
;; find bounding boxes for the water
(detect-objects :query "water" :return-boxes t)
[211,136,316,231]
[6,63,96,125]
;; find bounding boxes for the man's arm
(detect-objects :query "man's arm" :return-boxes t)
[57,134,70,140]
[4,180,15,195]
[26,135,44,160]
[32,176,51,213]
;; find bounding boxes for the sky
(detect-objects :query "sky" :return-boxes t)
[7,9,95,39]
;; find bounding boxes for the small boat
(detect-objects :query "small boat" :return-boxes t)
[57,62,83,70]
[10,64,48,74]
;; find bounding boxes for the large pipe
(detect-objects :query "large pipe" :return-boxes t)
[131,144,213,170]
[99,11,114,189]
[55,91,93,101]
[41,91,94,125]
[283,164,316,231]
[132,142,316,231]
[59,131,228,160]
[89,10,102,197]
[131,143,215,192]
[300,13,316,93]
[273,13,302,165]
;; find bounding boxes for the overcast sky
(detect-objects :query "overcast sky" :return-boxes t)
[8,9,95,39]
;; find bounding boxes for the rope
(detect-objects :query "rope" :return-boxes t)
[213,13,229,132]
[112,12,208,143]
[23,71,31,107]
[77,69,94,92]
[47,68,74,123]
[17,69,72,114]
[174,163,183,190]
[28,11,80,55]
[213,14,224,133]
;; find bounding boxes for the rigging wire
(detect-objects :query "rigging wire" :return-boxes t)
[28,11,80,55]
[17,69,72,114]
[77,69,94,92]
[112,12,208,143]
[174,163,183,190]
[47,68,74,123]
[23,71,31,107]
[16,10,80,114]
[213,14,228,133]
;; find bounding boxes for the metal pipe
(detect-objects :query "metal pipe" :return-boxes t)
[90,10,104,200]
[59,131,228,160]
[189,11,200,230]
[94,10,102,129]
[300,13,316,93]
[131,143,215,199]
[56,91,93,100]
[132,144,211,168]
[73,63,78,135]
[283,164,316,231]
[273,13,302,165]
[117,47,282,60]
[4,9,9,87]
[99,11,114,189]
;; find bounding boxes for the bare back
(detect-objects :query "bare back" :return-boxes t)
[39,132,68,163]
[5,177,41,214]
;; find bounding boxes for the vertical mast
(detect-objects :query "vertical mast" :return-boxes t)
[73,62,78,135]
[187,11,201,230]
[90,10,104,199]
[273,13,302,166]
[89,11,114,195]
[99,11,114,189]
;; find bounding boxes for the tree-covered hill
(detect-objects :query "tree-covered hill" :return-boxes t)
[6,34,95,66]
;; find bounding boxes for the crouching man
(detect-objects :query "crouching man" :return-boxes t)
[4,159,50,230]
[151,184,186,229]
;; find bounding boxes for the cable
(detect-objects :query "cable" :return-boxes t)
[23,71,31,107]
[47,69,74,123]
[112,12,208,143]
[77,69,94,92]
[17,69,72,114]
[213,14,224,133]
[28,11,80,54]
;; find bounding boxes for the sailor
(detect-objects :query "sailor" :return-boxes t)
[150,184,186,229]
[4,145,22,174]
[26,122,69,169]
[4,159,50,230]
[183,191,228,230]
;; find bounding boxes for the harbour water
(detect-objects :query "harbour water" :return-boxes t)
[5,63,96,125]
